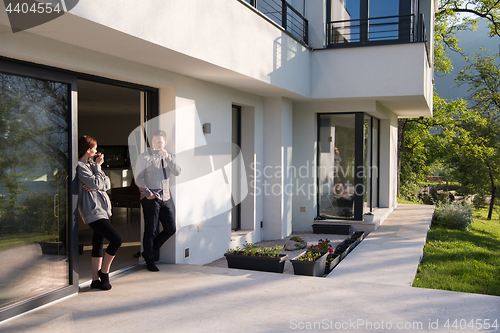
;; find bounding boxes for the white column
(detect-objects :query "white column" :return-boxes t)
[263,97,293,240]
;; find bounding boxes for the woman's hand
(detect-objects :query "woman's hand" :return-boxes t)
[83,184,94,192]
[95,153,104,166]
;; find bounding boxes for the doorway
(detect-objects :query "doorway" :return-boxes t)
[77,80,143,283]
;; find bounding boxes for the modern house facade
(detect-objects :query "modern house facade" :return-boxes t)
[0,0,434,321]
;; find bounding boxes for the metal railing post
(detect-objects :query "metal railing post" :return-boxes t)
[282,0,287,30]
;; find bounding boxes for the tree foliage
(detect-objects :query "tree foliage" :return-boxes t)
[398,0,500,203]
[435,0,500,73]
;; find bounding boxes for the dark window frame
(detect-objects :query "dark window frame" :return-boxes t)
[316,112,380,221]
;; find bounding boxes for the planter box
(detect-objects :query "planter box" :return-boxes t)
[291,251,328,277]
[224,252,288,273]
[312,223,351,235]
[39,241,63,255]
[364,214,374,223]
[324,254,341,274]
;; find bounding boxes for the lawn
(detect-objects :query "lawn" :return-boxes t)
[413,207,500,296]
[0,233,56,251]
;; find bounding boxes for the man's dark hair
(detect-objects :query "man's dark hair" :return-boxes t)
[152,129,167,140]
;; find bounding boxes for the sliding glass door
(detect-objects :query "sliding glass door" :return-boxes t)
[0,61,77,320]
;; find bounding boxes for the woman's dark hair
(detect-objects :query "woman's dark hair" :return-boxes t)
[78,135,97,158]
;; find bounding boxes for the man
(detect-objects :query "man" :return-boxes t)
[135,130,181,271]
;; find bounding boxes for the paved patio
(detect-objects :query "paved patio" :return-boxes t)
[1,204,500,333]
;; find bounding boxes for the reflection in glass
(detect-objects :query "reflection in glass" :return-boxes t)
[0,72,69,310]
[318,114,355,218]
[364,116,372,212]
[363,116,380,213]
[369,0,400,41]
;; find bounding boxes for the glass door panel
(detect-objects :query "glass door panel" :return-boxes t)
[0,71,70,311]
[363,115,372,213]
[318,114,355,219]
[371,118,379,208]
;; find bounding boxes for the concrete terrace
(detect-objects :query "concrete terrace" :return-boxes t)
[2,204,500,333]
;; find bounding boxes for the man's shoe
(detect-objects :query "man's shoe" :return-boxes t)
[146,263,159,272]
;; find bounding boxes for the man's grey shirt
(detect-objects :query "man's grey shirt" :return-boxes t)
[135,150,181,201]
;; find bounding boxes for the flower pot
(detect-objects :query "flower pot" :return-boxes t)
[324,253,341,274]
[291,251,328,277]
[224,252,288,273]
[39,241,63,255]
[312,223,351,235]
[364,214,374,223]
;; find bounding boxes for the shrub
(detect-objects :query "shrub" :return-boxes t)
[473,194,487,209]
[432,202,473,231]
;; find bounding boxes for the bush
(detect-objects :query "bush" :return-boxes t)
[432,202,473,231]
[473,194,487,209]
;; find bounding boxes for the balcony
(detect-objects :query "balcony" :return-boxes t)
[244,0,308,45]
[326,13,427,48]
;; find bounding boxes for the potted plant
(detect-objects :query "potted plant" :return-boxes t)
[325,252,341,274]
[363,212,374,223]
[224,242,288,273]
[291,250,328,277]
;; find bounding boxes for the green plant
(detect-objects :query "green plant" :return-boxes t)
[226,242,284,258]
[309,238,332,252]
[413,207,500,296]
[297,251,323,261]
[433,201,473,231]
[289,236,303,242]
[326,253,339,262]
[473,193,488,209]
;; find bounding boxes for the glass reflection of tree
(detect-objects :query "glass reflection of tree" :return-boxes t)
[0,73,68,248]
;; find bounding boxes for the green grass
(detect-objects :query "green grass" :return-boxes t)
[0,233,57,251]
[413,207,500,296]
[397,198,421,204]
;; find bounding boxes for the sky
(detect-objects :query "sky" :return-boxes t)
[434,19,500,101]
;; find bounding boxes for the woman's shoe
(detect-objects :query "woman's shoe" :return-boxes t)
[90,280,101,289]
[98,270,112,290]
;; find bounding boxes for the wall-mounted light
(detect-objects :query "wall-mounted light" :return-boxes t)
[203,123,211,134]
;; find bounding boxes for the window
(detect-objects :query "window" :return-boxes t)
[0,69,72,314]
[327,0,420,46]
[317,113,379,220]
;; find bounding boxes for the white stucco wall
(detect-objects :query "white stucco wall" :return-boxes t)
[0,0,433,266]
[262,97,293,240]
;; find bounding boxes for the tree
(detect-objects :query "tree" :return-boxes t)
[435,0,500,73]
[398,0,500,198]
[452,50,500,219]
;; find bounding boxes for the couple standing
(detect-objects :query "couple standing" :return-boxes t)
[77,130,181,290]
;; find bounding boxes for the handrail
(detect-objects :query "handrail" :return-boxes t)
[245,0,308,45]
[326,13,426,47]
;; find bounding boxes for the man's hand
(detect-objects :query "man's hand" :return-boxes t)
[147,193,156,199]
[158,149,169,159]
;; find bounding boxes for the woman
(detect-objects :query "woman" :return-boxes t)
[78,136,122,290]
